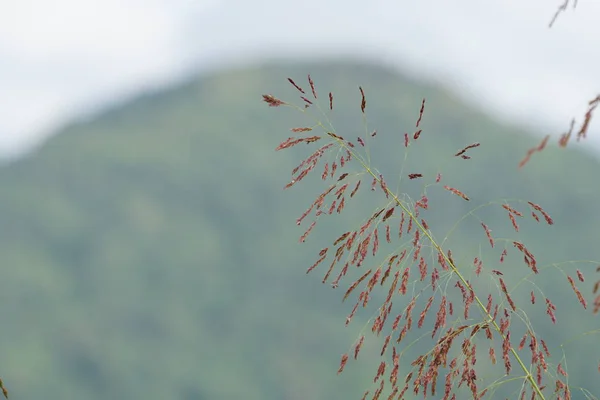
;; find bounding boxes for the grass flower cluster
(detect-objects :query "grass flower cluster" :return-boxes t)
[264,75,599,400]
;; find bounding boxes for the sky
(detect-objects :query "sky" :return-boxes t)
[1,0,599,159]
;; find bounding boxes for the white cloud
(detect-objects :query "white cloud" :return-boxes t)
[0,0,598,157]
[0,0,218,156]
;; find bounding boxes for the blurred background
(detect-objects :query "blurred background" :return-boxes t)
[0,1,599,399]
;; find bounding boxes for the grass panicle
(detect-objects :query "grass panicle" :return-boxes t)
[263,74,599,400]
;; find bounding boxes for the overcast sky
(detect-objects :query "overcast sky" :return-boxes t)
[1,0,599,158]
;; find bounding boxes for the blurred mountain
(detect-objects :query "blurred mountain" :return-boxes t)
[0,60,599,399]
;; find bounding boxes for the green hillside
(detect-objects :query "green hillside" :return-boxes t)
[0,60,598,399]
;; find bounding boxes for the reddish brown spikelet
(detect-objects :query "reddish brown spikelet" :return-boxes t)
[335,184,348,200]
[455,142,480,157]
[436,173,442,183]
[513,241,538,273]
[559,119,575,147]
[307,74,317,99]
[447,250,455,268]
[355,335,365,359]
[437,251,448,271]
[519,135,550,168]
[343,269,372,301]
[296,202,315,226]
[408,173,423,179]
[578,95,600,141]
[398,212,405,238]
[313,185,336,212]
[502,331,512,374]
[372,380,385,400]
[346,302,359,326]
[541,339,550,357]
[359,217,374,237]
[489,347,496,365]
[531,211,540,222]
[384,272,400,304]
[306,251,328,274]
[299,221,316,243]
[416,195,429,210]
[473,257,483,275]
[327,132,344,141]
[330,161,338,178]
[418,256,428,281]
[399,267,410,295]
[418,295,434,328]
[354,235,371,266]
[421,219,429,231]
[412,229,420,248]
[444,185,470,201]
[371,130,377,137]
[372,228,380,256]
[576,269,584,282]
[291,127,313,133]
[293,142,334,174]
[531,291,536,304]
[357,136,365,147]
[374,361,386,383]
[527,202,553,225]
[416,98,425,127]
[287,77,305,94]
[464,285,475,319]
[380,263,392,286]
[337,173,349,182]
[413,129,422,140]
[359,86,366,113]
[396,325,408,344]
[385,224,391,243]
[404,297,417,330]
[557,363,567,377]
[502,203,524,216]
[334,231,351,246]
[380,334,391,356]
[382,207,395,222]
[329,92,333,110]
[379,174,389,198]
[484,325,493,339]
[327,200,337,215]
[336,197,345,213]
[276,136,321,151]
[546,298,557,324]
[404,133,409,147]
[508,212,519,232]
[392,313,402,331]
[567,275,587,309]
[500,248,507,263]
[262,94,286,107]
[338,353,349,374]
[322,257,339,284]
[350,180,361,198]
[366,268,382,294]
[499,278,516,312]
[432,296,447,338]
[519,333,528,350]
